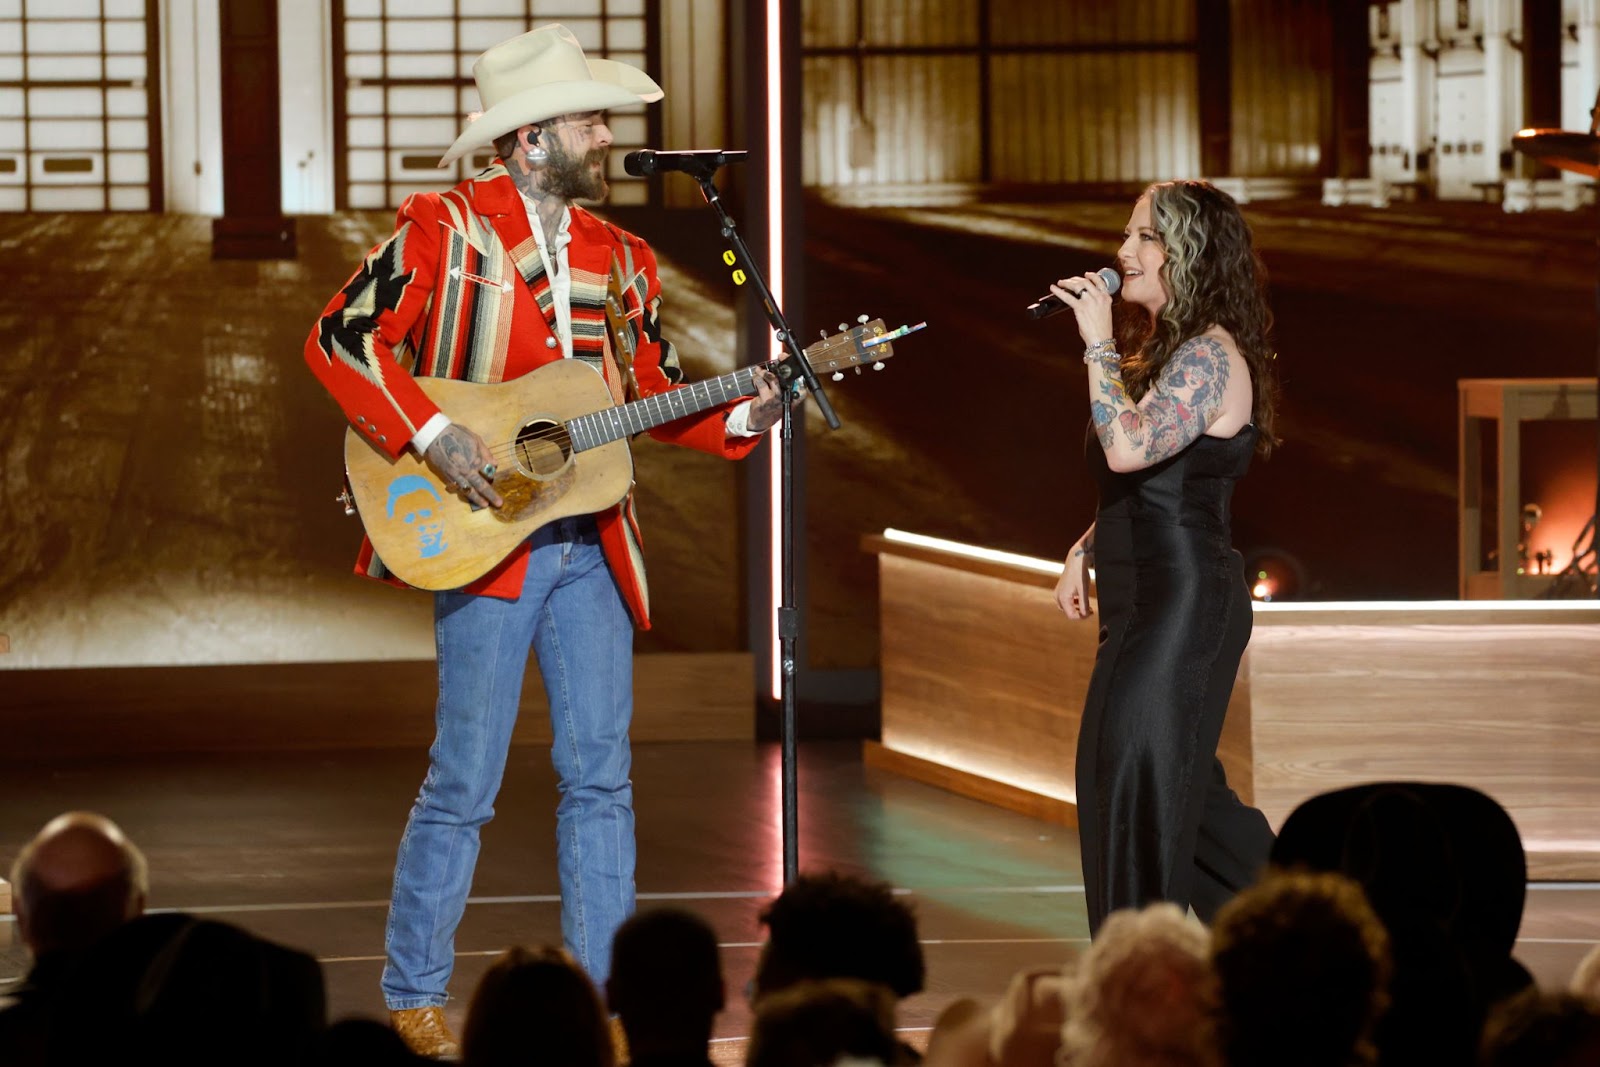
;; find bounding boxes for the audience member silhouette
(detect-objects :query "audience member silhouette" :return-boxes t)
[462,945,613,1067]
[1480,989,1600,1067]
[46,912,326,1066]
[1059,903,1218,1067]
[313,1017,432,1066]
[1272,782,1534,1066]
[747,977,901,1067]
[1207,869,1390,1067]
[754,872,927,1064]
[607,908,724,1067]
[0,812,148,1067]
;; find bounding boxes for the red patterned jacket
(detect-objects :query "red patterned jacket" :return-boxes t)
[303,163,760,628]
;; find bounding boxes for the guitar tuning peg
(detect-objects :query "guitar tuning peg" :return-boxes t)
[819,329,829,339]
[854,365,862,375]
[857,314,869,324]
[872,361,885,371]
[837,323,848,332]
[831,371,844,381]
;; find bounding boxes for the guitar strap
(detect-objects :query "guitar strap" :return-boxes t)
[602,252,644,408]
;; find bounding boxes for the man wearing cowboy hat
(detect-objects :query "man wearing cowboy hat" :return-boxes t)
[304,24,781,1058]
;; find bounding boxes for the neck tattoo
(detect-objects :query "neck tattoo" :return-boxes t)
[508,159,568,273]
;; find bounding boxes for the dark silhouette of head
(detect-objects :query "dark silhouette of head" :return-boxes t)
[753,871,925,1003]
[1481,989,1600,1067]
[1208,869,1391,1067]
[607,908,725,1056]
[1272,782,1534,1067]
[47,912,326,1066]
[11,811,147,958]
[747,978,900,1067]
[462,945,613,1067]
[313,1018,432,1066]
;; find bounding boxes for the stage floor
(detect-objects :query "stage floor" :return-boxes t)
[2,741,1597,1053]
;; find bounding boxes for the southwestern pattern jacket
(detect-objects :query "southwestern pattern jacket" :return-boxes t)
[304,163,760,627]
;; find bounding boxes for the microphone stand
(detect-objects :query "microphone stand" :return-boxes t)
[688,161,840,882]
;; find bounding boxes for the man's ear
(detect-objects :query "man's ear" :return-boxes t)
[522,126,549,165]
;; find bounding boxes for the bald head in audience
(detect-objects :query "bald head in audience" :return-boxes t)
[11,812,147,958]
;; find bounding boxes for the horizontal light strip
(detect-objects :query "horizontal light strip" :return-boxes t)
[1253,600,1600,613]
[883,529,1600,613]
[882,528,1065,576]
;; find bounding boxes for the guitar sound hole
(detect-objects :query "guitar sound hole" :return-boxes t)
[513,418,573,481]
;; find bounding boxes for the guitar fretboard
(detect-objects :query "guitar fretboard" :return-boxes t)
[567,363,771,451]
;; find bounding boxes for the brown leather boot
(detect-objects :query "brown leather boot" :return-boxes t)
[389,1006,461,1060]
[609,1015,630,1065]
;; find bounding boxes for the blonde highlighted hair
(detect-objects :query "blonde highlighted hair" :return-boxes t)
[1115,180,1280,455]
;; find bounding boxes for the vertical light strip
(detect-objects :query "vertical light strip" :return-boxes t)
[765,0,784,699]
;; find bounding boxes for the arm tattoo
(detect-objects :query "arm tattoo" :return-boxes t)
[1088,336,1231,467]
[1116,409,1143,446]
[1090,400,1117,451]
[1135,337,1231,463]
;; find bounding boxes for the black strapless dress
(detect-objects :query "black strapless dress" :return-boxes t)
[1077,424,1275,935]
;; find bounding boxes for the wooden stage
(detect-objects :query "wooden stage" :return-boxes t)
[865,530,1600,880]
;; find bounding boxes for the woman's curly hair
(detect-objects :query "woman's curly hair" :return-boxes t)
[1114,179,1280,455]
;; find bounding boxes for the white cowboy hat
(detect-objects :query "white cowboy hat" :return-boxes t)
[438,24,663,168]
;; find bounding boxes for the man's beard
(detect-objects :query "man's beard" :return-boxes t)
[541,143,608,202]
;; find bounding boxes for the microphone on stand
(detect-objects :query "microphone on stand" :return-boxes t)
[1025,267,1122,320]
[623,149,749,178]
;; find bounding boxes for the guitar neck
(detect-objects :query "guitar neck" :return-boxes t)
[567,363,769,451]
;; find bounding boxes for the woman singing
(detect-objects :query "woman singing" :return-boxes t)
[1051,180,1278,935]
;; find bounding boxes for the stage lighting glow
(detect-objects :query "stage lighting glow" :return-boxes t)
[766,0,785,700]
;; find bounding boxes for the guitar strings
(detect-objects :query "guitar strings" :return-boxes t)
[419,351,874,471]
[462,373,770,465]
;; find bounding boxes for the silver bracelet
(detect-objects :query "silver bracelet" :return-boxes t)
[1083,339,1117,365]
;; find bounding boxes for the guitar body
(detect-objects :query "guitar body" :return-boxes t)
[343,359,634,591]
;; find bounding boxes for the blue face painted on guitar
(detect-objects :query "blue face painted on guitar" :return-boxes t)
[386,475,449,560]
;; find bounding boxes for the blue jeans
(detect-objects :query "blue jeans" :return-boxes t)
[382,516,636,1009]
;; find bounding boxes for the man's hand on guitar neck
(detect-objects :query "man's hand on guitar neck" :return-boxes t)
[424,424,505,510]
[747,367,784,434]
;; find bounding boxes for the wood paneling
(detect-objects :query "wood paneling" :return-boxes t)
[867,534,1600,879]
[989,52,1200,183]
[802,54,983,186]
[1244,622,1600,880]
[801,0,1203,188]
[1228,0,1334,177]
[0,652,754,760]
[863,741,1077,826]
[871,546,1256,818]
[987,0,1194,47]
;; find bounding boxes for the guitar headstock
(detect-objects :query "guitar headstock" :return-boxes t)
[799,317,926,379]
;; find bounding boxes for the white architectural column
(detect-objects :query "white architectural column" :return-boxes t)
[159,0,224,215]
[1398,0,1438,183]
[1575,0,1600,132]
[1481,0,1516,183]
[278,0,334,214]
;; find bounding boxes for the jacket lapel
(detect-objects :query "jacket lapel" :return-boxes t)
[472,165,558,336]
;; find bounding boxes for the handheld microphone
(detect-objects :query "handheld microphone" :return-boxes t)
[623,149,749,178]
[1025,267,1122,320]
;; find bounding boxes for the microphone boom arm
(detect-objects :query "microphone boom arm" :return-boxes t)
[692,174,839,429]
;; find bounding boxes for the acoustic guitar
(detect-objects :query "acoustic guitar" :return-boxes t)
[343,318,905,590]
